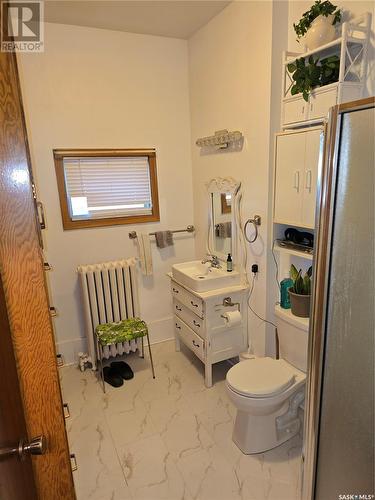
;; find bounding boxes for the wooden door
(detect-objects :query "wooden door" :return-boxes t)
[0,48,76,499]
[302,129,322,228]
[274,132,305,226]
[0,276,37,499]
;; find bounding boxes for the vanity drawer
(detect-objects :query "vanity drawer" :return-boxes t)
[174,317,205,361]
[171,282,204,318]
[173,299,205,338]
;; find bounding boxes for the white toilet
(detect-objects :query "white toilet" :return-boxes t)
[226,306,309,454]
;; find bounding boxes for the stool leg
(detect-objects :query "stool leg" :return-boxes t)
[146,332,155,379]
[98,342,105,394]
[140,336,145,358]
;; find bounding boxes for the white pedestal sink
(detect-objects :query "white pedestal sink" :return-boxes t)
[172,260,241,292]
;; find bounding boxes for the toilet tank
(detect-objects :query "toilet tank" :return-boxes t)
[274,305,309,372]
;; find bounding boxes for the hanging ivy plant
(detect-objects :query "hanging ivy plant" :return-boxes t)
[288,56,321,101]
[287,55,340,101]
[320,55,340,86]
[293,0,342,40]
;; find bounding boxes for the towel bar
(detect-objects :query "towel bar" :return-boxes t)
[129,225,195,239]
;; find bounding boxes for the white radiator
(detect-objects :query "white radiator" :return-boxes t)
[77,257,142,370]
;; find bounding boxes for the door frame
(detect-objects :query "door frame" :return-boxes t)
[302,96,375,500]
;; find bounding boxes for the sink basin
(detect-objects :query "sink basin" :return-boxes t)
[172,260,241,292]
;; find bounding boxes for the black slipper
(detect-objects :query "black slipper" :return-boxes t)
[110,361,134,380]
[103,366,123,388]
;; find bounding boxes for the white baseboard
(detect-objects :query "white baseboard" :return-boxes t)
[147,316,174,345]
[56,337,87,366]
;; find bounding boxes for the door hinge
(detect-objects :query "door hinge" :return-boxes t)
[56,353,64,367]
[31,182,37,200]
[49,306,58,317]
[63,403,70,419]
[70,454,78,471]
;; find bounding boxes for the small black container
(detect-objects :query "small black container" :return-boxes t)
[227,253,232,272]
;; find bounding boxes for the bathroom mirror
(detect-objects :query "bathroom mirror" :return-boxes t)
[206,177,242,263]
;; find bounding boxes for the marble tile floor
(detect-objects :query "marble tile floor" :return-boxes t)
[60,340,303,500]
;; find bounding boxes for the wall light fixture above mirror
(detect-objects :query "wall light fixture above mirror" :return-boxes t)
[196,129,243,149]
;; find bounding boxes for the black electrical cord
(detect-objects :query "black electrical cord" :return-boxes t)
[272,239,280,292]
[247,272,279,359]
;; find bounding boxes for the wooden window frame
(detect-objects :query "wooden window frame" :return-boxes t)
[53,148,160,230]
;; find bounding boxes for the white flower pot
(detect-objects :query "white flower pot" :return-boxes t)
[304,14,336,50]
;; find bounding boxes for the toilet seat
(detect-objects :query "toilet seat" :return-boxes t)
[226,357,296,398]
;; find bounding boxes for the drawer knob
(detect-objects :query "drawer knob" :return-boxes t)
[175,323,181,330]
[190,301,199,308]
[193,320,200,328]
[192,340,200,348]
[175,305,182,311]
[172,288,179,294]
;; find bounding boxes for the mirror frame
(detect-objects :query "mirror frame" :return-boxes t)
[206,177,242,263]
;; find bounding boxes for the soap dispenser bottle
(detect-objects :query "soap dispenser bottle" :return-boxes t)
[227,253,233,272]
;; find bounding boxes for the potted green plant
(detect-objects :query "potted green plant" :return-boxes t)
[289,265,312,318]
[294,0,342,50]
[287,54,340,101]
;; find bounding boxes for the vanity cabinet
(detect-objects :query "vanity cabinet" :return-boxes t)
[170,277,248,388]
[274,127,322,229]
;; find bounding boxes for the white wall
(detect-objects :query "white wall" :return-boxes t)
[288,0,375,96]
[188,1,275,356]
[18,23,195,363]
[17,1,374,364]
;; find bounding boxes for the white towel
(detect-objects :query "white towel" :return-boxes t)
[137,233,153,276]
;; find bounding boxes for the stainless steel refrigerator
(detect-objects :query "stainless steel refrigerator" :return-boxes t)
[302,97,375,499]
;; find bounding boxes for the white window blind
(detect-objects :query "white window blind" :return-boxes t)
[63,156,153,220]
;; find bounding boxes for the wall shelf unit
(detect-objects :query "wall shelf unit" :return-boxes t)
[273,241,313,261]
[281,12,371,129]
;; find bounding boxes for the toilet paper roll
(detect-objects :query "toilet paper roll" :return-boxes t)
[221,310,242,326]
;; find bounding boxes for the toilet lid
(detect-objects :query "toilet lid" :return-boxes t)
[226,358,295,398]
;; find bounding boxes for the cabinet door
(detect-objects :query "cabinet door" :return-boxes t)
[283,96,308,125]
[302,129,321,228]
[274,132,305,225]
[309,87,337,121]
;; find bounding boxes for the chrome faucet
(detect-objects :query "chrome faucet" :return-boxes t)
[201,254,221,268]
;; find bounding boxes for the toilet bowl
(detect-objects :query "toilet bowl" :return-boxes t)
[226,357,305,454]
[226,306,309,454]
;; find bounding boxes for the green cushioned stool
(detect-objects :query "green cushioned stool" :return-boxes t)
[95,317,155,392]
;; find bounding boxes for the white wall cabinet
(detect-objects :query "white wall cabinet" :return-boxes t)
[283,95,308,126]
[170,278,248,387]
[274,128,322,229]
[282,83,362,128]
